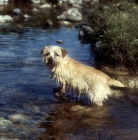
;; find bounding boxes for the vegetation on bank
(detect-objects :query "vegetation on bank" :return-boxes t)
[89,0,138,73]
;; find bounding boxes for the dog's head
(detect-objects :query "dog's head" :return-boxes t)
[40,45,68,69]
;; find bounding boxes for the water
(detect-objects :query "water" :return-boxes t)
[0,2,138,140]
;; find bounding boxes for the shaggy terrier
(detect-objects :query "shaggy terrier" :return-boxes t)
[40,45,125,106]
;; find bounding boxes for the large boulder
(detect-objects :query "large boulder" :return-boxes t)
[57,8,83,22]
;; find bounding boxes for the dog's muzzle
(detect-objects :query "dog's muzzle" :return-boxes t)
[47,57,54,64]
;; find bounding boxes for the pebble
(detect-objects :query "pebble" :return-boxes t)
[56,40,64,44]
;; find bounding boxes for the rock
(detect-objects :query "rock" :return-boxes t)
[59,20,72,26]
[68,0,82,5]
[13,8,22,15]
[57,14,66,20]
[57,8,83,22]
[0,15,13,22]
[46,19,53,26]
[31,0,40,3]
[8,114,26,123]
[70,105,109,119]
[101,67,130,76]
[0,0,8,5]
[0,15,4,22]
[0,117,12,129]
[78,24,94,43]
[39,3,52,9]
[24,14,31,19]
[72,4,82,9]
[91,0,99,5]
[4,15,13,22]
[101,66,138,89]
[58,0,64,6]
[56,40,64,44]
[32,8,41,14]
[70,105,85,111]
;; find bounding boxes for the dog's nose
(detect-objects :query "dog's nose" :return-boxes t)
[48,57,54,64]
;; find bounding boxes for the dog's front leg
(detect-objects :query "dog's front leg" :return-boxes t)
[54,82,66,98]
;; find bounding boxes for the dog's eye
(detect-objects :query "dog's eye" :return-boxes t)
[55,53,60,56]
[44,52,50,56]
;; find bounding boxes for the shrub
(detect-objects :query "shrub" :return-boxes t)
[89,0,138,73]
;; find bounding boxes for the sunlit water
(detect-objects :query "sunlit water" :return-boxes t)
[0,2,138,140]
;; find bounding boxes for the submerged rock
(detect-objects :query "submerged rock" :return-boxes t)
[9,114,26,122]
[0,117,12,129]
[56,40,64,44]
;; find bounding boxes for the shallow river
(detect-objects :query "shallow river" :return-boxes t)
[0,2,138,140]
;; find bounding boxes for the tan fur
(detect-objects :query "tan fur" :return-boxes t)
[40,45,125,106]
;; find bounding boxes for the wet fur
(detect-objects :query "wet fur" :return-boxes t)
[41,45,125,106]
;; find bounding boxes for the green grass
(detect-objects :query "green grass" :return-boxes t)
[89,0,138,73]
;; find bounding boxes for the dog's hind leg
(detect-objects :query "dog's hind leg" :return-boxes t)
[88,91,104,106]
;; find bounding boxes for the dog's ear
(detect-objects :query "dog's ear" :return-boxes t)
[61,48,67,58]
[40,48,44,55]
[40,46,48,55]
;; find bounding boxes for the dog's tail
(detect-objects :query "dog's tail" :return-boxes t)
[108,78,125,88]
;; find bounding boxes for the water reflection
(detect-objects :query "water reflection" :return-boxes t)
[39,103,114,140]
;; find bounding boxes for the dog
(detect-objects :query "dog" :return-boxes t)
[40,45,125,106]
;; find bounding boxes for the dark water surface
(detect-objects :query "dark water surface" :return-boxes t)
[0,2,138,140]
